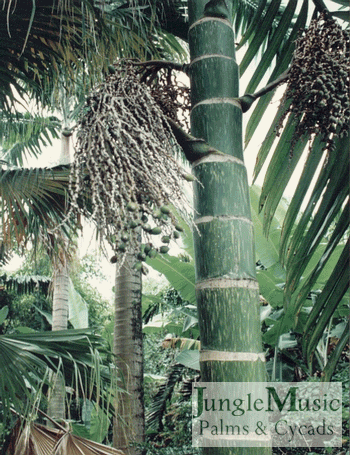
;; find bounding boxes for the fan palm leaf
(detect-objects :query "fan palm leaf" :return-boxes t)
[0,329,114,423]
[7,419,123,455]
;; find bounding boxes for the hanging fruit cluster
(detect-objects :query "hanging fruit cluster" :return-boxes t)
[68,61,192,270]
[138,64,191,133]
[278,12,349,152]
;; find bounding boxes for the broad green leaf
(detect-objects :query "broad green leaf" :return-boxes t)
[257,267,285,309]
[250,185,288,268]
[0,305,8,325]
[68,278,89,329]
[278,332,297,350]
[146,253,196,305]
[71,423,91,439]
[175,349,200,371]
[183,315,198,332]
[143,315,184,336]
[33,304,53,325]
[89,405,110,443]
[14,326,37,333]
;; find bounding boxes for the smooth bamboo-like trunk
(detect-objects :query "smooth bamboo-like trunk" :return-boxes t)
[189,1,271,453]
[113,253,144,455]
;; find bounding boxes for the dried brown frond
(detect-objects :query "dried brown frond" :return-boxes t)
[277,13,349,154]
[68,62,192,268]
[8,419,123,455]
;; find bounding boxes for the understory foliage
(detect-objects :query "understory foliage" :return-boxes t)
[280,13,349,152]
[68,61,191,270]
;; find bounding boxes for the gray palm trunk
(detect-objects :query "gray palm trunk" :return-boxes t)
[48,131,71,422]
[189,0,271,453]
[113,252,144,455]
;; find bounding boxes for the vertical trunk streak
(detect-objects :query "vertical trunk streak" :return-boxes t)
[52,262,69,331]
[189,1,271,453]
[113,253,144,455]
[48,261,69,422]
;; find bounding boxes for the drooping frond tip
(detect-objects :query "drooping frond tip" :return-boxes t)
[68,61,193,270]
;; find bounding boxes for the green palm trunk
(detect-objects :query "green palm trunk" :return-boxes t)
[189,1,271,453]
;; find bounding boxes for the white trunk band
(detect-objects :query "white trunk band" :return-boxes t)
[189,16,232,31]
[190,54,235,67]
[192,154,245,167]
[200,350,266,363]
[196,278,259,290]
[195,215,253,226]
[192,97,241,108]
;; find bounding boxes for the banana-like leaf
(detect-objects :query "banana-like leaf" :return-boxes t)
[68,278,89,329]
[0,305,9,325]
[175,349,200,371]
[146,253,196,305]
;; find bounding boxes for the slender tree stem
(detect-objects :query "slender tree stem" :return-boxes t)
[238,68,290,112]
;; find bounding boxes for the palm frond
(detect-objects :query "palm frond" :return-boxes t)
[0,239,12,265]
[0,273,51,295]
[146,363,185,431]
[7,419,123,455]
[0,164,90,252]
[0,0,188,113]
[0,329,114,424]
[241,2,349,374]
[0,112,61,166]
